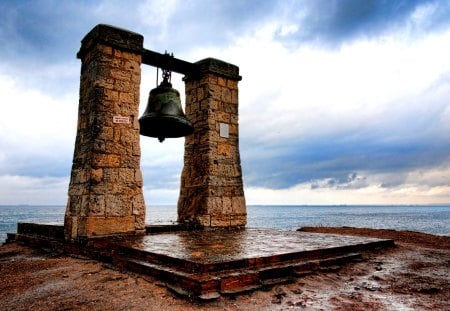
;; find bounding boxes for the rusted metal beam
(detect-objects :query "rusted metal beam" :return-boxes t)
[141,49,199,76]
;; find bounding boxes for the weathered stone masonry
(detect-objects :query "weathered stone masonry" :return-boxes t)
[65,25,246,239]
[65,25,146,240]
[178,59,247,227]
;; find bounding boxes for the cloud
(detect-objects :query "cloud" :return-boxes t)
[0,175,68,205]
[246,163,450,205]
[1,1,450,205]
[275,0,450,47]
[204,27,450,192]
[0,72,77,177]
[136,0,278,52]
[0,1,96,63]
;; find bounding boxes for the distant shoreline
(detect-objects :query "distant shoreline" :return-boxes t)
[1,203,450,208]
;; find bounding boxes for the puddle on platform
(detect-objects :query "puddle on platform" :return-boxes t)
[122,228,386,263]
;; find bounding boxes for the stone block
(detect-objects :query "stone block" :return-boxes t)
[134,214,146,231]
[134,169,143,183]
[64,216,78,240]
[230,215,246,227]
[89,194,105,216]
[196,214,211,227]
[105,195,130,217]
[90,168,103,183]
[222,102,238,114]
[72,168,89,184]
[227,79,238,90]
[216,112,230,123]
[217,143,231,157]
[120,129,137,145]
[118,168,135,184]
[98,127,113,140]
[220,273,258,293]
[94,78,114,90]
[229,124,238,135]
[231,89,238,104]
[80,195,89,216]
[221,87,232,103]
[68,184,86,196]
[217,76,226,87]
[102,168,119,182]
[197,86,205,101]
[114,50,140,62]
[114,79,131,92]
[132,194,145,215]
[124,59,140,72]
[222,196,233,214]
[206,197,230,215]
[211,214,231,227]
[91,153,121,167]
[119,91,134,104]
[232,196,246,214]
[105,89,119,101]
[131,72,141,84]
[93,139,106,152]
[218,164,237,177]
[110,68,131,81]
[120,155,140,168]
[67,195,82,216]
[84,216,136,236]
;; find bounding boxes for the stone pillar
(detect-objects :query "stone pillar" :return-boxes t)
[178,58,246,228]
[65,25,146,240]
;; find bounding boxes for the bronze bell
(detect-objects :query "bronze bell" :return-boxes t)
[139,77,193,142]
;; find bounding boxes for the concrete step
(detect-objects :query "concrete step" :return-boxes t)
[114,238,367,275]
[119,251,363,300]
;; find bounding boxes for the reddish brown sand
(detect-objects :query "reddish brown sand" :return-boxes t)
[0,227,449,310]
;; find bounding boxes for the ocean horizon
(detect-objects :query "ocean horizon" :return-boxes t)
[1,204,449,243]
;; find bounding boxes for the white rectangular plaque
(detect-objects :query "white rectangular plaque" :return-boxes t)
[113,116,130,124]
[219,123,229,138]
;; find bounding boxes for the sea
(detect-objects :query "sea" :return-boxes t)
[1,205,449,244]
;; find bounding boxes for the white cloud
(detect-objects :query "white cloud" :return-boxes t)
[138,0,178,30]
[207,27,450,144]
[0,175,68,205]
[246,163,450,205]
[0,71,77,159]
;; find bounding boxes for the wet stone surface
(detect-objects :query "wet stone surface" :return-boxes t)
[121,228,390,264]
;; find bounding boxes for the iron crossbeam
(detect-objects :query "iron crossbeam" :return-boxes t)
[141,49,199,77]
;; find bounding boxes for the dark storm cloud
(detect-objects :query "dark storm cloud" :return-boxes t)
[277,0,450,46]
[0,0,275,63]
[2,0,448,63]
[0,0,97,63]
[152,0,450,51]
[136,0,278,55]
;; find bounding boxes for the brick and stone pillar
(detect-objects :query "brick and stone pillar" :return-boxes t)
[65,25,146,240]
[178,58,246,228]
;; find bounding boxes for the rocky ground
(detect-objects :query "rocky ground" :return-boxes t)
[0,227,449,310]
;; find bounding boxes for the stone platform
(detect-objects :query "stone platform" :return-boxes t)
[7,223,394,300]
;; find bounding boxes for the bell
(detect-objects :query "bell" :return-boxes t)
[139,78,193,142]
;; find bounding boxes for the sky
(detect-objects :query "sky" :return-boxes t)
[1,0,450,206]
